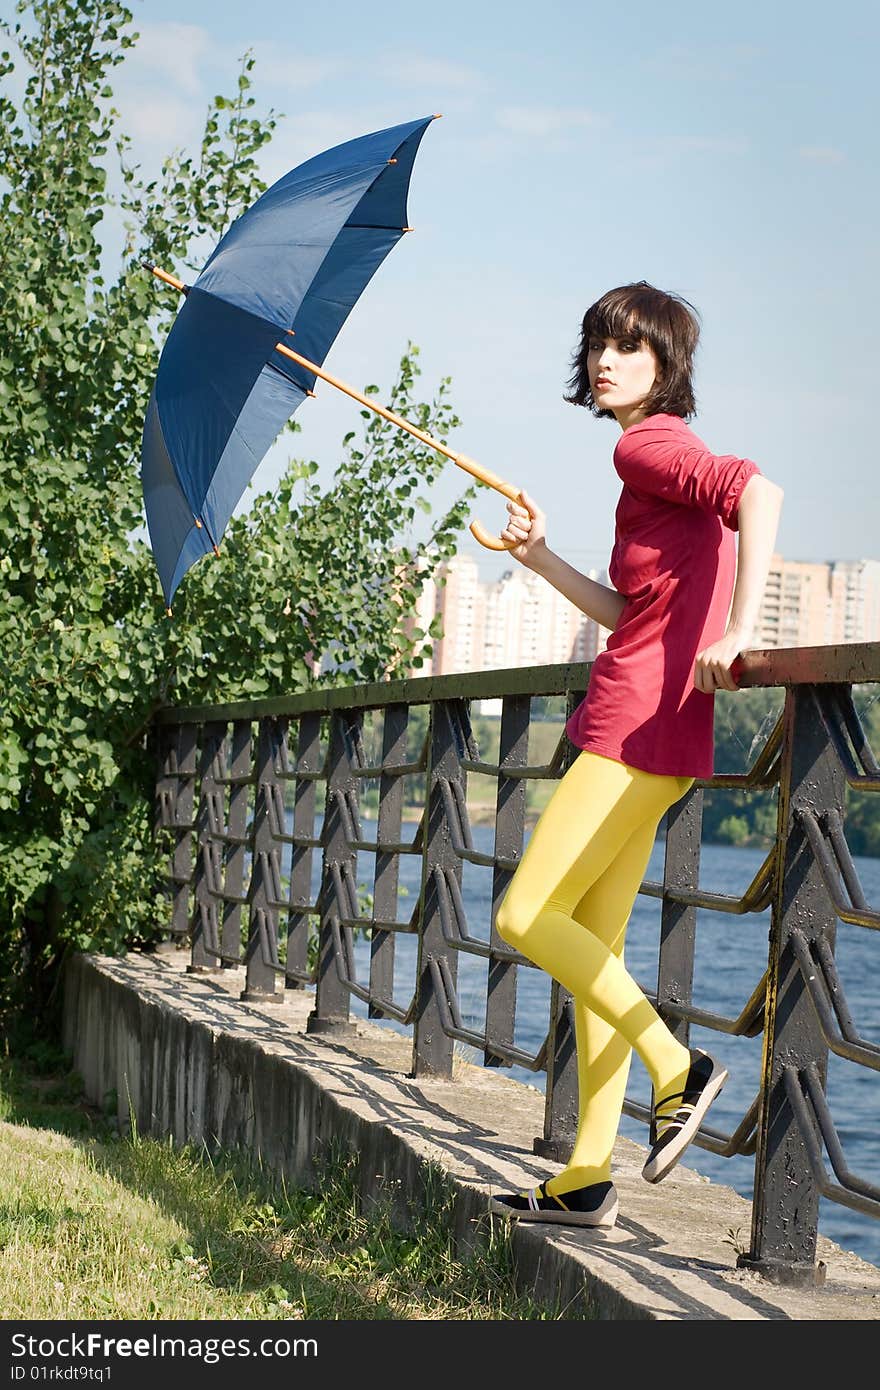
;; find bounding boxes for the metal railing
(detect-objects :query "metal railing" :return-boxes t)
[152,643,880,1288]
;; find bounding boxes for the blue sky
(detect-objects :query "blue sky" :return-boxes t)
[46,0,880,576]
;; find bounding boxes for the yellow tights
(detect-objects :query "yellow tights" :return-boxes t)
[495,750,695,1196]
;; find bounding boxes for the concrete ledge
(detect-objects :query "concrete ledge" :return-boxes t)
[62,951,880,1321]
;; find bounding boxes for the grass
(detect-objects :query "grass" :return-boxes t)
[0,1049,584,1321]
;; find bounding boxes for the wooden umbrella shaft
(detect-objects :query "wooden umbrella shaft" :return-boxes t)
[272,341,521,502]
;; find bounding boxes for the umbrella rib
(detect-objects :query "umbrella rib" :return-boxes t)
[298,291,364,316]
[213,354,310,490]
[184,366,277,544]
[264,356,308,385]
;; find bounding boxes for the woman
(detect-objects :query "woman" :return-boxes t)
[488,282,783,1228]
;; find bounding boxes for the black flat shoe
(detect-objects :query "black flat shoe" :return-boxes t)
[488,1179,618,1228]
[642,1048,728,1184]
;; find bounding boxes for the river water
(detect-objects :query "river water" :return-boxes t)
[289,820,880,1269]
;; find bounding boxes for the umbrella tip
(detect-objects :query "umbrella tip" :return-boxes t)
[402,226,414,232]
[165,606,172,619]
[433,112,443,119]
[306,389,317,398]
[212,544,221,558]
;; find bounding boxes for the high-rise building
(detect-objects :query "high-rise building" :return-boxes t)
[827,560,880,645]
[403,558,439,676]
[754,555,830,649]
[482,569,526,670]
[754,555,880,650]
[431,554,487,675]
[425,557,609,676]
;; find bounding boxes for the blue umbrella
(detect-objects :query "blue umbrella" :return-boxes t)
[142,115,446,608]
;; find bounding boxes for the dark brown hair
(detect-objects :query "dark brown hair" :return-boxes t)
[565,281,700,420]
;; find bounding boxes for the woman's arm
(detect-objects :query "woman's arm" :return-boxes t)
[726,475,785,642]
[694,473,784,693]
[500,491,627,631]
[526,549,627,631]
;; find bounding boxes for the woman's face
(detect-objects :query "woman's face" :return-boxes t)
[587,333,660,418]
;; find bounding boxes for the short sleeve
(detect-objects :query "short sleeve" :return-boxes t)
[613,420,761,531]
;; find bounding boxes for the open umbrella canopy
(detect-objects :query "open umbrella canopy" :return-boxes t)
[142,115,436,607]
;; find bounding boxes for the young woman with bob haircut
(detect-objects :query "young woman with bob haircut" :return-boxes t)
[488,282,783,1228]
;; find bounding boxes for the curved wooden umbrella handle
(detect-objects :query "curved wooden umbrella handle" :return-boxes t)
[451,454,522,551]
[469,519,517,551]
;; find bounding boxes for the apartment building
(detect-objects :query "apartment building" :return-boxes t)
[430,554,487,676]
[827,560,880,645]
[754,557,830,649]
[423,554,610,677]
[754,556,880,649]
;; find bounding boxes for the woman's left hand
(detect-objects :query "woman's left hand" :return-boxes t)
[694,631,748,693]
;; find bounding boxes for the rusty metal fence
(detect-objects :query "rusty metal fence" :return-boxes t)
[153,642,880,1288]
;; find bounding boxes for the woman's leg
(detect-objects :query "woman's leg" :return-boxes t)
[545,815,664,1197]
[495,751,693,1107]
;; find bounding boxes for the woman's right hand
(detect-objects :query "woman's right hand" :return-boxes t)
[500,489,547,568]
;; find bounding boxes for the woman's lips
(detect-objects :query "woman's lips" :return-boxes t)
[595,379,613,390]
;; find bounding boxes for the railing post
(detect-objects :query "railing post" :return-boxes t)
[370,703,408,1016]
[189,721,226,974]
[220,718,252,968]
[651,784,703,1144]
[307,709,359,1034]
[154,725,180,953]
[656,786,703,1042]
[242,716,284,1003]
[740,684,844,1287]
[486,693,529,1067]
[286,711,321,990]
[412,698,468,1078]
[536,688,585,1160]
[168,722,197,946]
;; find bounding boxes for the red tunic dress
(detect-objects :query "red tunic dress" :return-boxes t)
[565,413,760,778]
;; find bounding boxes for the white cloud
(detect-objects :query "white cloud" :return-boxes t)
[647,133,749,159]
[495,106,603,137]
[110,22,217,168]
[245,42,346,90]
[640,43,765,83]
[125,22,213,96]
[799,145,846,165]
[377,54,490,92]
[120,93,204,148]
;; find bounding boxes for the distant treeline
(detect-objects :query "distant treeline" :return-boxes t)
[706,685,880,856]
[353,686,880,858]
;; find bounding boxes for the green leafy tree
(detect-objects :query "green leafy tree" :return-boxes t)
[708,684,880,854]
[715,814,751,847]
[0,0,472,1028]
[843,686,880,858]
[702,689,784,846]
